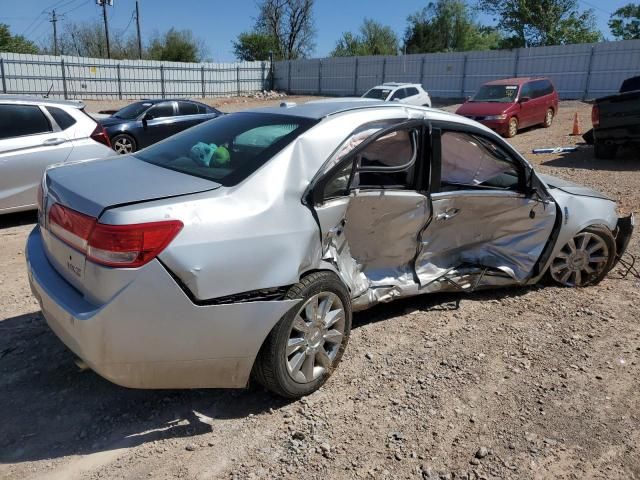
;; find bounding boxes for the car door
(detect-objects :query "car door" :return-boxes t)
[139,101,179,147]
[389,88,407,103]
[517,82,536,127]
[402,87,420,105]
[414,124,557,289]
[309,120,430,305]
[0,103,74,212]
[528,80,549,126]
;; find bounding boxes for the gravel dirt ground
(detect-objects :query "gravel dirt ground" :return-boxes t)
[1,97,639,480]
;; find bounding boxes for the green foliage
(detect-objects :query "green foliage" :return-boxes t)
[331,19,399,57]
[609,3,640,40]
[404,0,502,53]
[147,28,204,62]
[479,0,602,47]
[0,23,38,54]
[233,32,279,61]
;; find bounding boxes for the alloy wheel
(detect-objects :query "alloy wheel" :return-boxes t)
[545,108,554,127]
[113,137,134,154]
[550,232,609,287]
[285,292,345,383]
[508,118,518,137]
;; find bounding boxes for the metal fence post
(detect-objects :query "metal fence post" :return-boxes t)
[382,57,387,83]
[420,56,426,86]
[513,49,520,77]
[61,59,68,99]
[116,64,122,100]
[460,55,468,98]
[0,58,7,94]
[261,61,266,92]
[201,65,206,98]
[236,65,241,96]
[583,46,595,100]
[353,58,359,95]
[287,60,292,93]
[318,60,322,95]
[160,65,165,99]
[269,51,274,91]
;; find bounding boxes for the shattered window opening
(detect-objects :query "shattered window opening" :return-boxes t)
[440,131,520,190]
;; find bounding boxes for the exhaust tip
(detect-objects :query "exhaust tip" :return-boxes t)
[74,357,89,371]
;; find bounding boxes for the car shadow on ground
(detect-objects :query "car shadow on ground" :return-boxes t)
[540,145,640,172]
[0,285,532,464]
[0,210,37,230]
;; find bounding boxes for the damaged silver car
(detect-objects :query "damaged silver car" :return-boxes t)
[26,100,634,398]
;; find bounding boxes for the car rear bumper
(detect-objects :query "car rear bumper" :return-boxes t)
[26,226,298,389]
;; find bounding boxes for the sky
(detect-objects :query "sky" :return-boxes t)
[0,0,631,61]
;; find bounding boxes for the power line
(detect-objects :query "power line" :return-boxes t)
[578,0,612,16]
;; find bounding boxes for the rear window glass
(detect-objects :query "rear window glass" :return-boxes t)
[47,106,77,130]
[135,112,316,186]
[113,102,153,120]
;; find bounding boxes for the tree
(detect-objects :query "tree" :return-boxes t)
[233,32,279,61]
[0,23,38,54]
[43,21,140,59]
[331,19,399,56]
[479,0,602,47]
[610,3,640,40]
[147,28,205,62]
[255,0,315,59]
[404,0,502,53]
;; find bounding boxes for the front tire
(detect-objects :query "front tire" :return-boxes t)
[549,225,616,287]
[505,117,518,138]
[112,133,137,154]
[253,272,352,399]
[543,108,554,128]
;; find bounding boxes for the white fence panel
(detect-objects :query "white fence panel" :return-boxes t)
[274,39,640,100]
[0,52,270,100]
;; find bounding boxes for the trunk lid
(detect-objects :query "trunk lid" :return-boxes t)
[45,155,220,217]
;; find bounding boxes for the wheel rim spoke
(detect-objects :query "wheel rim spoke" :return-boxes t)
[287,337,305,356]
[574,270,582,286]
[286,291,345,384]
[590,255,607,263]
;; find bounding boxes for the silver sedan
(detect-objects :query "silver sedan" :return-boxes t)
[26,100,633,398]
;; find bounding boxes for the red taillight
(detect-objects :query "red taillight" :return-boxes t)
[90,124,112,148]
[591,104,599,128]
[48,204,183,268]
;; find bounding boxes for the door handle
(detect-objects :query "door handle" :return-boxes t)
[436,208,460,221]
[42,138,66,146]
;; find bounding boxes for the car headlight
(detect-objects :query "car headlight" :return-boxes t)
[484,114,508,120]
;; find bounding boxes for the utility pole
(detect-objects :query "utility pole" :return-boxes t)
[135,1,142,59]
[97,0,112,59]
[49,10,59,56]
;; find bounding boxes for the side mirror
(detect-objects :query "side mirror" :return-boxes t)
[392,98,401,102]
[519,96,531,103]
[465,96,471,102]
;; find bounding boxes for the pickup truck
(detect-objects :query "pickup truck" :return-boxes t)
[591,76,640,159]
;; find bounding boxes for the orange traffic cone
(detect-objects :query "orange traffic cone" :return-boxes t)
[571,111,581,135]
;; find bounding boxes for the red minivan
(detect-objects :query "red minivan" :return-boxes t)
[456,77,559,138]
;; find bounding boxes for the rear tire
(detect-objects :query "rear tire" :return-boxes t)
[112,133,137,154]
[252,272,352,399]
[505,117,518,138]
[594,141,618,159]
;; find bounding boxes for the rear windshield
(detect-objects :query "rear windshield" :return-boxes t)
[472,85,519,103]
[363,88,391,100]
[135,112,316,186]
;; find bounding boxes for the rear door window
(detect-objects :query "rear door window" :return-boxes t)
[391,88,407,100]
[178,101,199,116]
[0,104,51,139]
[405,87,419,97]
[46,106,77,130]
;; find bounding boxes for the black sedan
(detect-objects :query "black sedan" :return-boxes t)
[99,99,222,154]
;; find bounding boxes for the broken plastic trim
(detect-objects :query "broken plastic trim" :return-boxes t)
[158,259,290,305]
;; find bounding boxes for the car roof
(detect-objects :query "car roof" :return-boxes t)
[484,77,548,86]
[381,82,421,88]
[0,94,85,109]
[247,99,471,125]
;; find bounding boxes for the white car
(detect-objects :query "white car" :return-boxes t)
[362,82,432,107]
[0,96,114,214]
